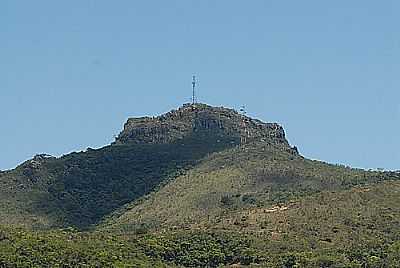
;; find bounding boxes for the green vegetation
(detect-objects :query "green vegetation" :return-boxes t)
[0,226,166,267]
[2,211,400,268]
[106,142,399,233]
[1,104,400,267]
[0,133,236,229]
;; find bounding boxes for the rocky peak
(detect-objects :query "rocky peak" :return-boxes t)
[115,103,298,154]
[20,154,54,169]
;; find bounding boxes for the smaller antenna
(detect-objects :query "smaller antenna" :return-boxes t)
[192,75,196,105]
[240,105,246,115]
[240,105,248,146]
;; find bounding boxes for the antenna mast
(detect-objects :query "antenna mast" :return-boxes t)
[240,105,248,146]
[240,105,246,115]
[192,75,196,105]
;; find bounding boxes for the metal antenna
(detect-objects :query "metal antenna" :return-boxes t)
[240,105,246,115]
[192,75,196,105]
[240,105,248,146]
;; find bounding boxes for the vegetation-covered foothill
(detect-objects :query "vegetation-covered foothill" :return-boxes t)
[1,223,400,267]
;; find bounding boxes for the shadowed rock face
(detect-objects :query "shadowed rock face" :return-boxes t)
[115,103,297,154]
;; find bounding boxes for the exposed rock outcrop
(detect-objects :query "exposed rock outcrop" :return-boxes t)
[115,103,298,154]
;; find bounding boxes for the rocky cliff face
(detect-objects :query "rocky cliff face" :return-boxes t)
[115,103,298,154]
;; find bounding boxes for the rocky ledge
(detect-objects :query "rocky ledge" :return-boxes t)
[115,103,298,154]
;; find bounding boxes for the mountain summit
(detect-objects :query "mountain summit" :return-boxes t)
[115,103,298,154]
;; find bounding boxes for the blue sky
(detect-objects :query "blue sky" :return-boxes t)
[1,0,399,171]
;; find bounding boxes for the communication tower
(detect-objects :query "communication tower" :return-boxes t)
[192,75,196,105]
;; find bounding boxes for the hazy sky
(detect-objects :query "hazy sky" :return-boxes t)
[1,1,399,171]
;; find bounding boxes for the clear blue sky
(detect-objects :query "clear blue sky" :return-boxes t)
[1,1,399,171]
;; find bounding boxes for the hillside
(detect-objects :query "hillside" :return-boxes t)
[2,179,400,267]
[1,103,400,267]
[104,139,399,233]
[0,103,295,229]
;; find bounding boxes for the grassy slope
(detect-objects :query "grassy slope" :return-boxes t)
[211,180,400,267]
[0,133,236,230]
[105,141,399,233]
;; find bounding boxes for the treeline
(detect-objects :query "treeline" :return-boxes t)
[1,226,400,267]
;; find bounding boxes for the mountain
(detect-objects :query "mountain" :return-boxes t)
[1,103,400,267]
[0,103,296,229]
